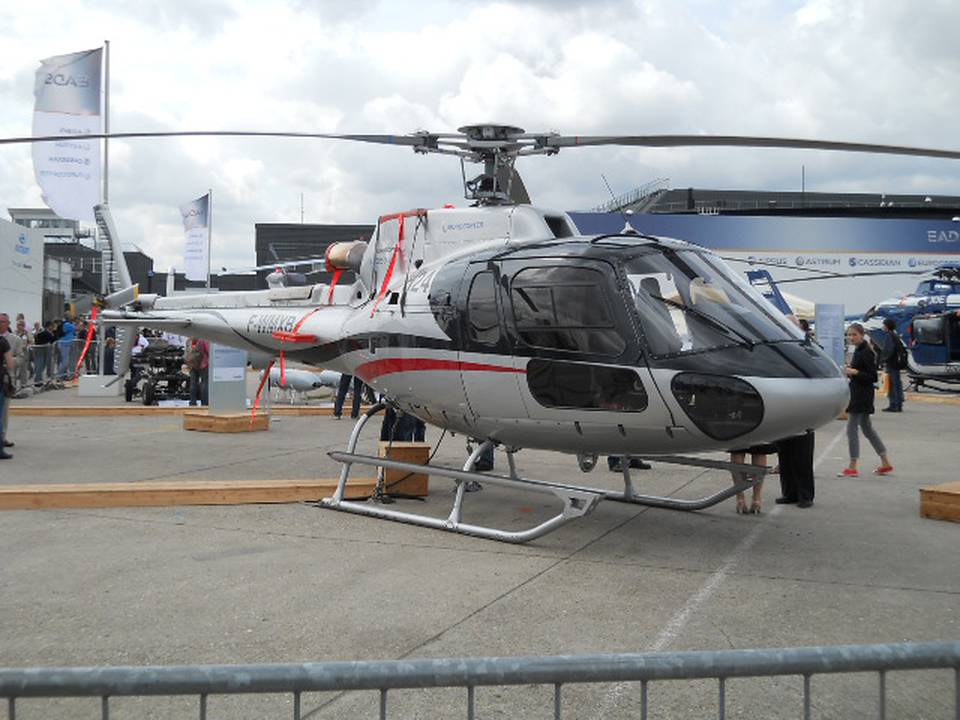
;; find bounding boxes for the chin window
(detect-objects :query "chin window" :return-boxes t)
[671,373,764,441]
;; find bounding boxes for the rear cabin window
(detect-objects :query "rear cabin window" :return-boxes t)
[510,267,625,357]
[913,317,945,345]
[467,271,502,346]
[527,359,648,411]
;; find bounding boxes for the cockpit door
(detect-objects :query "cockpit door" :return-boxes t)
[495,259,680,452]
[459,265,531,437]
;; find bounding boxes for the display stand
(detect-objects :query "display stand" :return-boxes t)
[183,344,267,433]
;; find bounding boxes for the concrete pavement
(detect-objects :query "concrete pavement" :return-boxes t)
[1,388,957,718]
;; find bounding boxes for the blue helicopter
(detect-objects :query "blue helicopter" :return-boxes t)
[862,264,960,334]
[862,265,960,387]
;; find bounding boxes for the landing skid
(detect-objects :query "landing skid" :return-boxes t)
[320,406,766,544]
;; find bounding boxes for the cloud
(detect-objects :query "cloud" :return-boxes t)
[0,0,958,273]
[91,0,239,36]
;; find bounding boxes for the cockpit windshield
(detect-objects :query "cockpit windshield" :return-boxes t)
[624,248,803,357]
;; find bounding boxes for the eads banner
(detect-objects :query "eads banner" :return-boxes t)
[32,48,103,222]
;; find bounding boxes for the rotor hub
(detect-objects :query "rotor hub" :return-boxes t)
[457,124,526,142]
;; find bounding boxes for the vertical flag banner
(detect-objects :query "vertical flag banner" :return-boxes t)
[180,193,210,282]
[32,48,103,221]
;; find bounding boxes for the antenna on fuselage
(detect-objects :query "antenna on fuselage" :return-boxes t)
[601,174,639,235]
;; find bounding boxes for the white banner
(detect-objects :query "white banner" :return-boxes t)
[32,48,103,222]
[0,219,44,324]
[814,303,846,370]
[180,193,210,282]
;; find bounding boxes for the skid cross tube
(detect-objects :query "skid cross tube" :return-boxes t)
[325,451,602,543]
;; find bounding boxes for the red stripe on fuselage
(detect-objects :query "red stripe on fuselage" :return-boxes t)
[354,358,524,382]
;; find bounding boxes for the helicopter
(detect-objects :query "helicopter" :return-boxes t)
[862,264,960,337]
[860,264,960,388]
[7,123,960,542]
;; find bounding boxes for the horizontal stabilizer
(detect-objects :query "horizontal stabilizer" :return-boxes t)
[101,314,193,330]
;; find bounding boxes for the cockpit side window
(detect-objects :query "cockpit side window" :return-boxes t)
[624,249,798,357]
[466,271,502,347]
[510,266,625,357]
[627,272,689,355]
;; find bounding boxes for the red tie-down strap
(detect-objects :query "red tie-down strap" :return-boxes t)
[250,359,275,426]
[270,307,323,386]
[327,268,342,305]
[74,306,98,379]
[369,209,426,318]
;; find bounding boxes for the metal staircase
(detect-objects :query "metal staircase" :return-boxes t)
[93,204,132,293]
[93,204,135,381]
[589,177,670,214]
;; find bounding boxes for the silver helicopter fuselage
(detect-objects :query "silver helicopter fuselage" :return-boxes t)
[107,204,848,455]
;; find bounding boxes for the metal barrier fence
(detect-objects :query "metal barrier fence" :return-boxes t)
[1,641,957,719]
[13,340,106,391]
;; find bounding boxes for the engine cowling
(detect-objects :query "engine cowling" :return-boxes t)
[325,241,367,273]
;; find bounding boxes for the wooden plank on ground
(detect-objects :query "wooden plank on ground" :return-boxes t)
[920,481,960,523]
[11,405,192,416]
[183,412,269,433]
[11,405,372,417]
[0,478,379,510]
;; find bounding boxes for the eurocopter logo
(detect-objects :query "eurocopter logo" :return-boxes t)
[848,257,901,268]
[15,234,30,255]
[909,257,949,268]
[747,255,788,265]
[44,72,90,88]
[442,221,484,233]
[927,230,960,243]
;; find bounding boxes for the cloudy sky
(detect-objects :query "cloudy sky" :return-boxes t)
[1,0,958,271]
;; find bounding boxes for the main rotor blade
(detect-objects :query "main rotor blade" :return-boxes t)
[0,130,431,147]
[545,135,960,161]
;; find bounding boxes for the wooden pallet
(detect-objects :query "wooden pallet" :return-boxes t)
[378,441,431,496]
[920,481,960,523]
[183,411,270,433]
[0,478,380,510]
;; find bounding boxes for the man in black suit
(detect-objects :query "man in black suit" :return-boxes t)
[775,431,815,509]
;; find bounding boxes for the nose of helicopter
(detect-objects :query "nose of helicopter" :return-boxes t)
[744,376,850,442]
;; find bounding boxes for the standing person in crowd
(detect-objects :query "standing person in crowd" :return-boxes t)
[56,315,76,380]
[82,318,98,374]
[184,337,210,406]
[729,443,773,514]
[775,431,816,508]
[75,317,88,374]
[332,373,363,420]
[838,322,894,477]
[131,330,149,357]
[881,317,906,413]
[12,316,32,391]
[379,406,426,443]
[32,322,55,386]
[103,326,116,375]
[0,314,14,457]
